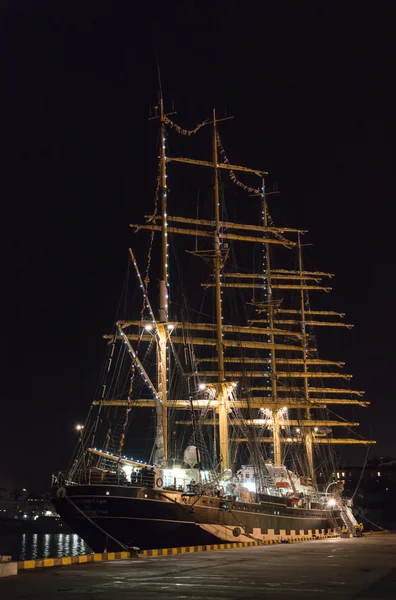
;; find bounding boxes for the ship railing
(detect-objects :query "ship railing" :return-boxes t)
[52,469,156,488]
[162,476,189,492]
[161,477,220,495]
[52,472,79,487]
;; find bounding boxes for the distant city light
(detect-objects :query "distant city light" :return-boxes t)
[75,424,84,431]
[144,324,153,331]
[199,383,206,390]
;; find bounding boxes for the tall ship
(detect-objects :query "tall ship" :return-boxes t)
[52,98,375,551]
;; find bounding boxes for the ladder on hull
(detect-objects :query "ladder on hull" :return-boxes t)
[340,504,359,536]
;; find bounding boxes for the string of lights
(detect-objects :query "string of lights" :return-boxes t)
[164,115,209,136]
[216,131,261,194]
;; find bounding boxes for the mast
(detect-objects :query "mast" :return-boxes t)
[262,185,281,467]
[110,108,376,472]
[212,109,229,472]
[159,98,168,323]
[157,97,168,464]
[298,233,314,481]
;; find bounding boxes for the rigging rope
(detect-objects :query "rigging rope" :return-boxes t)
[118,186,158,456]
[353,507,387,531]
[351,446,371,502]
[65,495,128,550]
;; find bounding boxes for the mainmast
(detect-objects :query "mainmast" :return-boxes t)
[262,186,281,467]
[212,110,229,473]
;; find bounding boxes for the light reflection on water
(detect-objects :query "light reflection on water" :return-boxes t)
[44,533,50,555]
[0,533,91,561]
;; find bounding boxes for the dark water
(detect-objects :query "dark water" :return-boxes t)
[0,533,92,561]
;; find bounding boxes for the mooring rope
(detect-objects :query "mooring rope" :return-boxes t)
[65,495,128,550]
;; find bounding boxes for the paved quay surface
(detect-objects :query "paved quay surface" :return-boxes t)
[1,534,396,599]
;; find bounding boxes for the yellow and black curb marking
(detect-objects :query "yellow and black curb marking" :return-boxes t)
[140,540,260,557]
[18,551,130,570]
[140,535,338,556]
[17,535,341,570]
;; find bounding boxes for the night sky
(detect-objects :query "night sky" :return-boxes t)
[3,1,395,490]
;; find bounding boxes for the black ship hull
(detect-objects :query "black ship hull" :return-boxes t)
[52,484,342,552]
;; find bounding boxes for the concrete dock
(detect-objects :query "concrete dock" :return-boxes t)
[1,534,395,599]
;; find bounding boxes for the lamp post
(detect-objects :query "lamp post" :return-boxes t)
[75,424,84,442]
[325,480,338,507]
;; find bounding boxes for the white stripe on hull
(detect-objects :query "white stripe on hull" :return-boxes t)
[197,523,337,543]
[197,523,255,543]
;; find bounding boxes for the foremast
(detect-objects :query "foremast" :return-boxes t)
[156,98,168,465]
